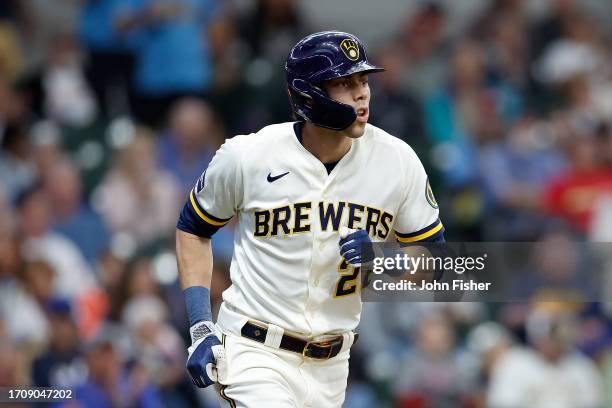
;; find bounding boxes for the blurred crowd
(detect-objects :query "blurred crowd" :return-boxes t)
[1,0,612,407]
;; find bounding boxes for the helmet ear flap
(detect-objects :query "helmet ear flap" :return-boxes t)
[288,79,316,121]
[288,80,357,131]
[290,79,316,108]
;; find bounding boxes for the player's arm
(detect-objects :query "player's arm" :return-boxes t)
[339,229,441,285]
[176,229,223,386]
[175,138,242,388]
[176,229,213,308]
[176,229,213,318]
[339,145,445,283]
[391,145,445,283]
[394,218,446,283]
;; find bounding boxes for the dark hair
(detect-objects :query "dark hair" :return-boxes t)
[1,122,28,151]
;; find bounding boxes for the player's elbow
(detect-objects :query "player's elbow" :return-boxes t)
[176,228,212,252]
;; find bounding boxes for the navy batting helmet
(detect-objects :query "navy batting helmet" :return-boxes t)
[285,31,384,131]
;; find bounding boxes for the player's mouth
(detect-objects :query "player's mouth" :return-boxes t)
[356,107,369,123]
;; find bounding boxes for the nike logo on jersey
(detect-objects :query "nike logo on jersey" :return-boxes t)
[267,171,290,182]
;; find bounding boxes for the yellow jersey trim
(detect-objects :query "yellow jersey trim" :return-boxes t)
[395,222,443,243]
[189,190,230,227]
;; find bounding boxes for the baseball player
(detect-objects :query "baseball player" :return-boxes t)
[176,31,445,407]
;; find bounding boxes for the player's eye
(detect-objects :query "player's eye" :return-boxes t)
[331,80,346,89]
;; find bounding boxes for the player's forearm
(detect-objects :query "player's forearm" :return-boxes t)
[176,228,213,289]
[177,229,215,325]
[398,246,436,283]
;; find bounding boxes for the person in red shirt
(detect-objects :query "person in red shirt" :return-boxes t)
[544,126,612,233]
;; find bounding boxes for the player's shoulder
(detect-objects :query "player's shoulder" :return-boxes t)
[256,122,296,138]
[364,123,420,161]
[222,122,295,153]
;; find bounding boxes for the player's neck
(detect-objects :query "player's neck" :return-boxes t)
[302,123,352,164]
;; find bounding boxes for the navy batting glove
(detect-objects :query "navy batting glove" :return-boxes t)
[186,321,226,388]
[339,229,374,266]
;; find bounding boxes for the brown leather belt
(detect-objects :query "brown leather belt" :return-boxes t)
[240,321,358,360]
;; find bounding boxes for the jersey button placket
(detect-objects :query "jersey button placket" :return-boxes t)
[305,166,329,329]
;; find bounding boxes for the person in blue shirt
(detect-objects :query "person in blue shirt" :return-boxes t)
[79,0,141,118]
[119,0,220,127]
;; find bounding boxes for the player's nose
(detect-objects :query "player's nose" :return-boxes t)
[353,85,368,103]
[353,84,370,102]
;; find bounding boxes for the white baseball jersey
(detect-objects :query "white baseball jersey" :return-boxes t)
[185,122,442,336]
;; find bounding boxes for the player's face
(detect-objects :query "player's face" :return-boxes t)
[322,73,370,138]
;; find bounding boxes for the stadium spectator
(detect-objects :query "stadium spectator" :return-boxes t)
[465,321,517,406]
[17,187,97,300]
[477,119,567,239]
[157,98,217,195]
[31,299,85,387]
[487,12,531,94]
[232,0,307,133]
[79,0,140,118]
[369,41,428,156]
[19,31,98,127]
[71,324,162,408]
[238,0,310,64]
[424,40,486,188]
[42,158,109,265]
[487,307,604,407]
[9,0,82,68]
[0,259,52,345]
[95,128,181,245]
[121,295,197,407]
[544,129,612,233]
[392,313,476,407]
[398,1,450,99]
[0,340,29,387]
[109,255,161,322]
[0,122,36,205]
[119,0,221,127]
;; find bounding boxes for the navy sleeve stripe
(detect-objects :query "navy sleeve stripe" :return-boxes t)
[177,200,223,238]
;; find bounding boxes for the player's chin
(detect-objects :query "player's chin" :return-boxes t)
[346,120,367,138]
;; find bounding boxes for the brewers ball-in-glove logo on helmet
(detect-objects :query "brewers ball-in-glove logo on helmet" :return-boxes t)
[285,31,384,130]
[340,38,359,61]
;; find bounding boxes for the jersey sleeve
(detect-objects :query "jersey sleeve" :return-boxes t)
[393,145,444,243]
[176,139,242,238]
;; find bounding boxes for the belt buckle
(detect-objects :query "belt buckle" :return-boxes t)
[302,337,341,360]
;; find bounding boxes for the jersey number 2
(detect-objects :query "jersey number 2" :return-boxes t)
[334,259,360,297]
